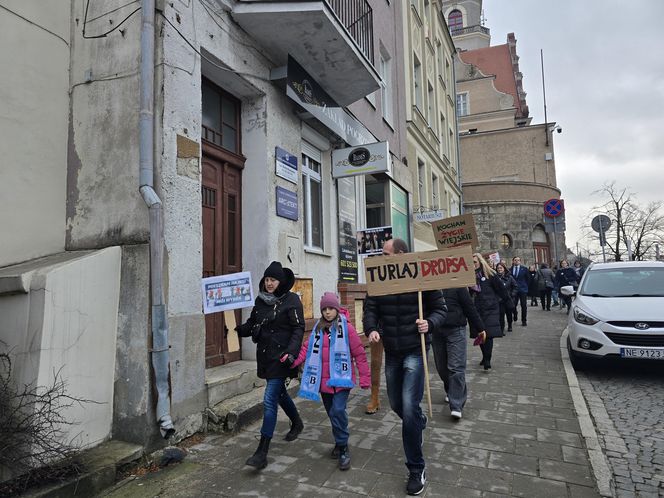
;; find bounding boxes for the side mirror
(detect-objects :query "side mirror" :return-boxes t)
[560,285,576,296]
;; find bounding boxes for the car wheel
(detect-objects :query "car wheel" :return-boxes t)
[567,336,586,370]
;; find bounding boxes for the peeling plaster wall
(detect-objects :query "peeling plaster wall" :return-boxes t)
[0,1,69,267]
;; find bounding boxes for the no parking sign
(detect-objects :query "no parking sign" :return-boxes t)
[544,198,564,218]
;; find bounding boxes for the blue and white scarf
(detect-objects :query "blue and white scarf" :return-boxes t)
[298,314,354,402]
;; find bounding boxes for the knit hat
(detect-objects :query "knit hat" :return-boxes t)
[263,261,285,281]
[320,292,341,312]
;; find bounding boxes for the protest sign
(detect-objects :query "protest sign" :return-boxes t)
[202,271,254,314]
[364,246,475,297]
[431,214,478,250]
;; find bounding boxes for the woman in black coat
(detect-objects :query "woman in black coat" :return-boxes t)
[495,262,517,333]
[236,261,305,469]
[555,259,578,314]
[469,253,511,370]
[527,264,539,306]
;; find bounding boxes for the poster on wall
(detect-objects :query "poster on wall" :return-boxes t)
[338,177,358,281]
[275,146,298,184]
[357,226,393,256]
[201,271,254,315]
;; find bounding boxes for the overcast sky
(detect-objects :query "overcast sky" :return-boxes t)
[482,0,664,258]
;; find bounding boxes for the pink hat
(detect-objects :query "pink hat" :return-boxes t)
[320,292,340,312]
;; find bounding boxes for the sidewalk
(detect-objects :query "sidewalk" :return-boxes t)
[103,306,601,497]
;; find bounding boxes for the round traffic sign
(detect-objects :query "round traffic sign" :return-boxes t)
[544,198,564,218]
[591,214,611,233]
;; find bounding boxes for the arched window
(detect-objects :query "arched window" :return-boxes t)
[448,10,463,33]
[500,234,512,250]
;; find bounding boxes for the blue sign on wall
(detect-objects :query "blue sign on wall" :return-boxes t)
[275,146,298,184]
[276,186,298,221]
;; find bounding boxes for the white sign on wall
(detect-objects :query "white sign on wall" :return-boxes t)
[201,271,254,314]
[332,141,390,178]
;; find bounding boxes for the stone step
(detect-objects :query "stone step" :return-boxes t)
[25,440,142,498]
[205,360,265,407]
[207,379,300,434]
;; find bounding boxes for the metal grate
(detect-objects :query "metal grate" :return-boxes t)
[607,321,664,328]
[604,332,664,347]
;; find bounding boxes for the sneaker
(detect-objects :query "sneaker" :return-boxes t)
[406,470,426,495]
[450,410,462,420]
[444,395,449,403]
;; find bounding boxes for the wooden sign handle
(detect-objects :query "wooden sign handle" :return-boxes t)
[418,291,433,418]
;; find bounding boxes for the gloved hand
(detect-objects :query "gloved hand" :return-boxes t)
[279,353,295,367]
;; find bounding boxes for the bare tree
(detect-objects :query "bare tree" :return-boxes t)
[586,183,664,261]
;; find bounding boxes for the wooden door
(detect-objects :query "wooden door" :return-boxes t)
[202,143,244,368]
[533,243,551,266]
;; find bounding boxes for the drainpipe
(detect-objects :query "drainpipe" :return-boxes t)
[139,0,175,439]
[452,50,464,214]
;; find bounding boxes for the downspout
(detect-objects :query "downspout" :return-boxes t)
[139,0,175,439]
[452,50,464,214]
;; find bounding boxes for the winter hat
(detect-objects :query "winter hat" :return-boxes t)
[263,261,285,281]
[320,292,341,312]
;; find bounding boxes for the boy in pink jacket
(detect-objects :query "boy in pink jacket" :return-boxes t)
[289,292,370,470]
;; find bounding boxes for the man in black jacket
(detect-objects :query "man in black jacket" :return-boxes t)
[363,239,447,496]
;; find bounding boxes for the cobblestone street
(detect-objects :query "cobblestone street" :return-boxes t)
[577,359,664,497]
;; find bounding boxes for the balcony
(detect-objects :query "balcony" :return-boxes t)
[450,24,490,37]
[232,0,380,106]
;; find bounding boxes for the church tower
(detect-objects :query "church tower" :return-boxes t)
[441,0,490,51]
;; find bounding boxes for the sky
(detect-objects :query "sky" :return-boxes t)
[481,0,664,258]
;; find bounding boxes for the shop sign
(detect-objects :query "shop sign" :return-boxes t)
[332,142,390,178]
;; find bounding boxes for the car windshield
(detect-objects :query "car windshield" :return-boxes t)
[579,267,664,297]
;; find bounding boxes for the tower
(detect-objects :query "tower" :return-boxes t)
[440,0,490,51]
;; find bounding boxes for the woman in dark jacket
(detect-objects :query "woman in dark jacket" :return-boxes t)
[236,261,305,469]
[433,288,485,420]
[555,260,578,314]
[527,264,539,306]
[469,253,511,370]
[495,262,517,333]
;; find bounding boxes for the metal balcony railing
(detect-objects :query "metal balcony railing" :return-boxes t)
[450,24,490,37]
[326,0,374,65]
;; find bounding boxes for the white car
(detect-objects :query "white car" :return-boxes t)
[566,261,664,368]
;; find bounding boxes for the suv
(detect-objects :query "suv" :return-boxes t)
[566,261,664,368]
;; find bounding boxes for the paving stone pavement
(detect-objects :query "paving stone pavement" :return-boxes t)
[102,306,601,497]
[576,357,664,498]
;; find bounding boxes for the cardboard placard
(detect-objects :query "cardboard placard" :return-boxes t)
[431,214,478,250]
[223,310,240,353]
[364,246,476,297]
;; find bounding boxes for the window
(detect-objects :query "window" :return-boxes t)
[302,149,323,249]
[427,82,435,126]
[414,56,423,111]
[448,9,463,33]
[500,234,512,249]
[417,160,426,208]
[379,54,393,124]
[366,178,386,228]
[456,92,469,116]
[202,79,240,153]
[431,173,439,209]
[390,183,409,243]
[440,113,447,155]
[424,0,430,23]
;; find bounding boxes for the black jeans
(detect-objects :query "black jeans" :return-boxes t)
[498,303,513,332]
[512,292,528,323]
[539,288,552,310]
[480,338,494,364]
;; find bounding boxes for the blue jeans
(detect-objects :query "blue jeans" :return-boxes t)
[321,390,350,446]
[432,327,467,412]
[385,350,426,472]
[260,378,299,439]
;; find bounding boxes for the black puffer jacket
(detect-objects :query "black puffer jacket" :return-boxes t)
[363,290,447,354]
[237,270,304,379]
[439,288,485,335]
[469,270,509,339]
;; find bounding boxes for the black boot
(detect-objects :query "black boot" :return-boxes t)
[330,444,341,459]
[245,435,271,469]
[284,416,304,441]
[338,445,351,471]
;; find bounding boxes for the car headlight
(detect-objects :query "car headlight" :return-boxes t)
[573,307,599,325]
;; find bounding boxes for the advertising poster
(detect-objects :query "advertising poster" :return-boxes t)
[356,226,393,256]
[201,271,254,314]
[338,177,358,281]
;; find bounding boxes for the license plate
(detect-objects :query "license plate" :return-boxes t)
[620,348,664,360]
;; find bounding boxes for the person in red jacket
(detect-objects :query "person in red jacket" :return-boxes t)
[291,292,370,470]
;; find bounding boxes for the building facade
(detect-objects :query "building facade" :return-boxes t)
[404,0,462,252]
[0,0,410,459]
[442,0,566,265]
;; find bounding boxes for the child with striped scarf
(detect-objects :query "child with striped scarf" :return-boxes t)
[290,292,370,470]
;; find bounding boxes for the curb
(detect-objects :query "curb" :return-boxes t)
[560,328,615,498]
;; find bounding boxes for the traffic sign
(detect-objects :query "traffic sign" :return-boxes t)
[544,198,564,218]
[591,215,611,233]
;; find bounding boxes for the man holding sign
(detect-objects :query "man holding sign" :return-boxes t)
[362,239,447,496]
